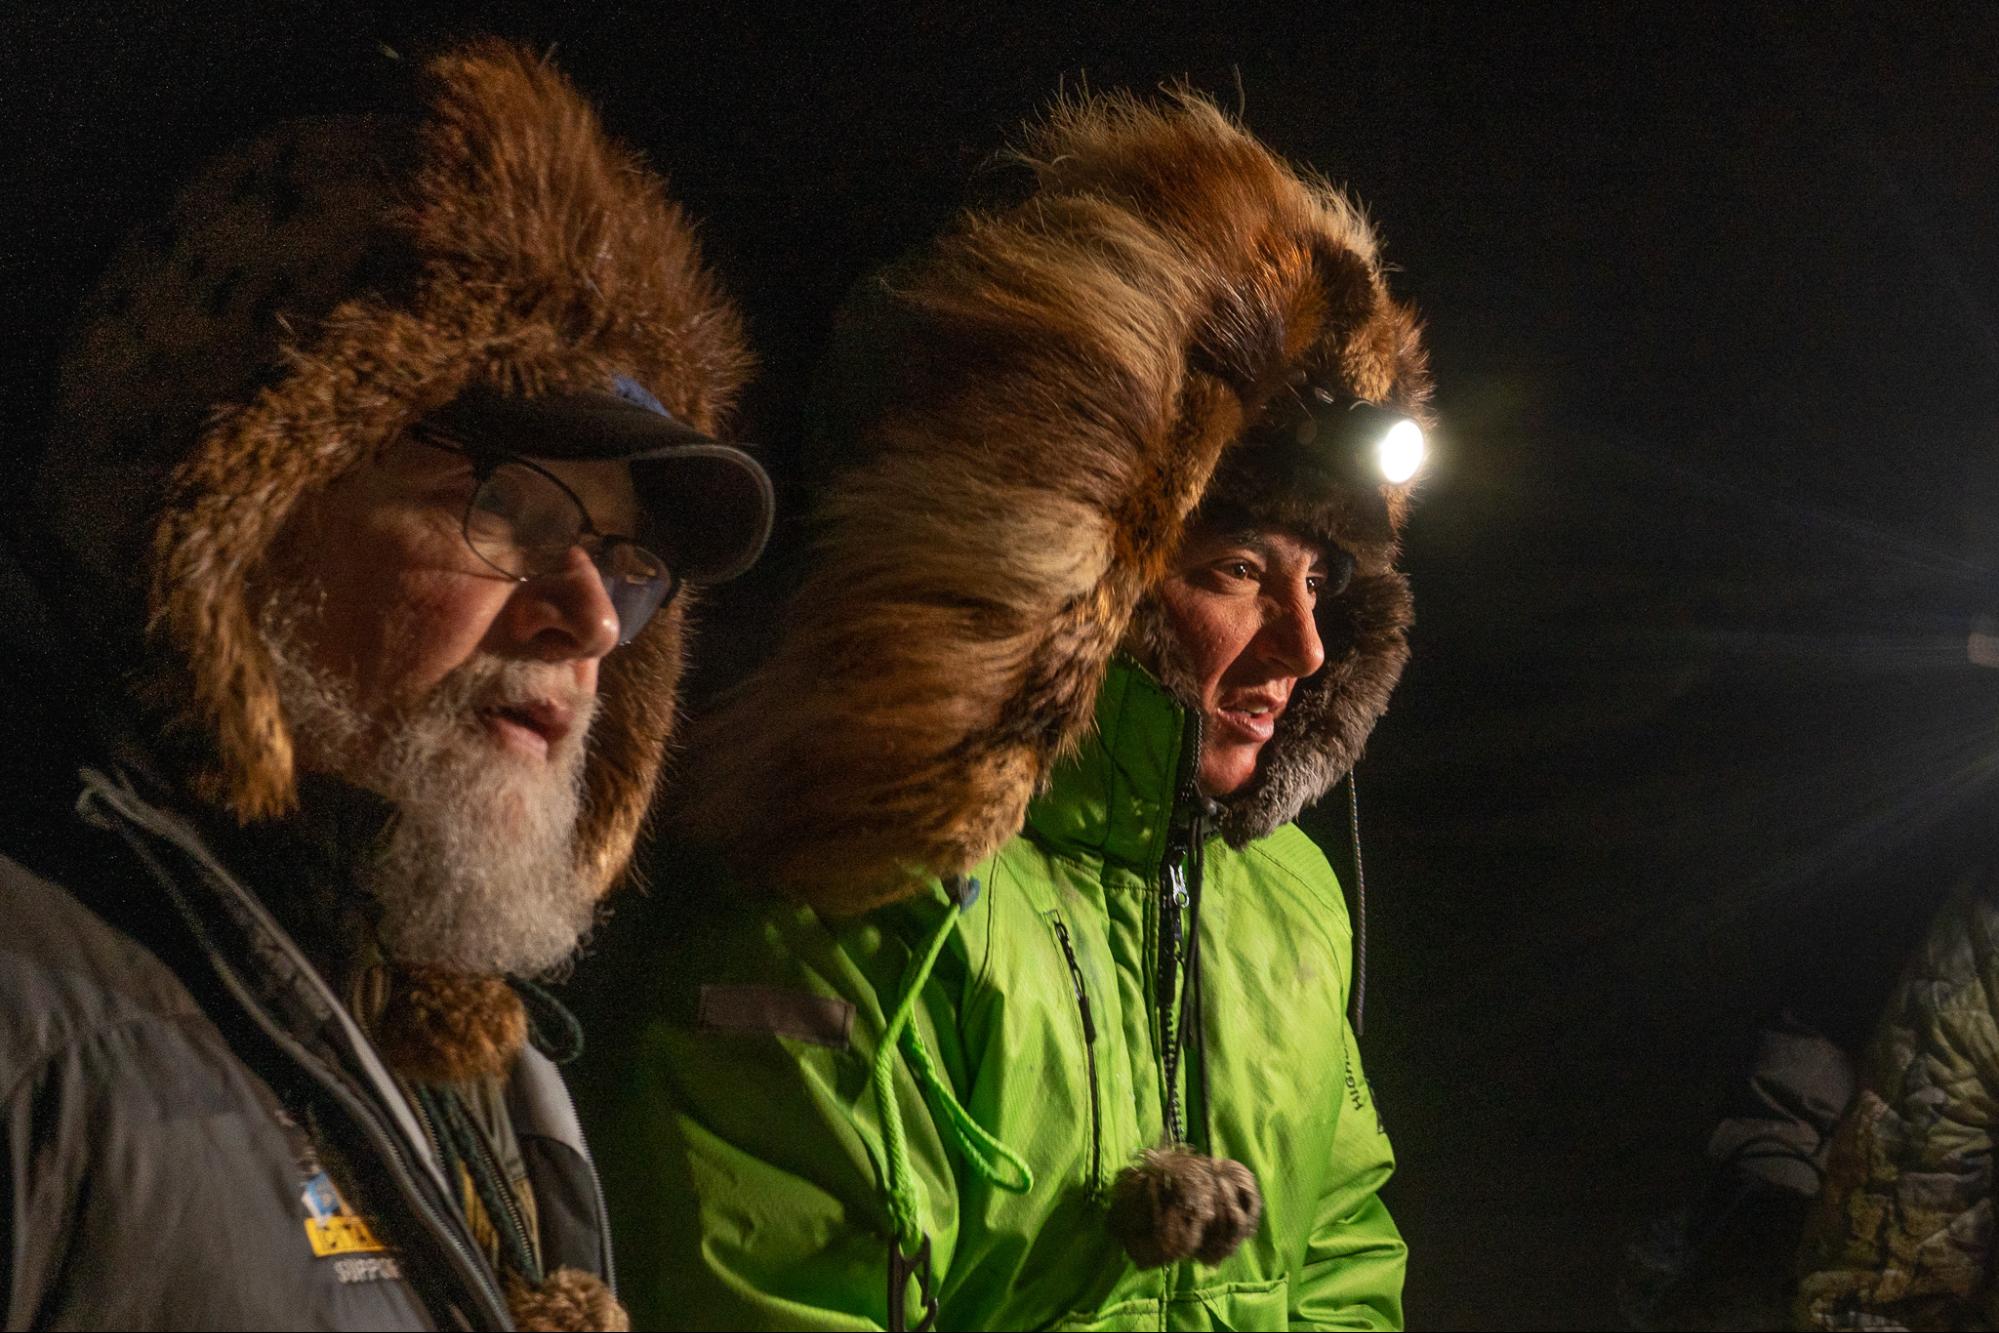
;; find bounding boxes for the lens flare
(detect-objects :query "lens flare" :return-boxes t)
[1376,418,1426,484]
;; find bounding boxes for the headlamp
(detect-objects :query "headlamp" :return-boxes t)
[1284,393,1427,487]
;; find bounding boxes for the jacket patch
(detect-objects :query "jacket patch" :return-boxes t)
[301,1171,391,1259]
[331,1255,405,1285]
[697,984,854,1048]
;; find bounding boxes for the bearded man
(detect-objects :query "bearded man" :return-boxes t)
[586,93,1429,1330]
[0,41,769,1331]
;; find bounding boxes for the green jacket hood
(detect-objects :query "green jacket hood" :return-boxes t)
[1024,657,1193,877]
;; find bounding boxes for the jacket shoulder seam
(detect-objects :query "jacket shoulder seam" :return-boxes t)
[2,1008,222,1113]
[1244,835,1342,907]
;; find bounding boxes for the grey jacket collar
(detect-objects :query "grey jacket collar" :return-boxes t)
[75,766,520,1328]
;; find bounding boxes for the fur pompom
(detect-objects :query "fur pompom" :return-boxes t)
[372,966,526,1083]
[1106,1146,1264,1268]
[505,1267,630,1331]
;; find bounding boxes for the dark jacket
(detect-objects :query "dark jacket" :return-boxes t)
[0,530,613,1329]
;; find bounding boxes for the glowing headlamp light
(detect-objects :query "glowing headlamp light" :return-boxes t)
[1288,395,1427,486]
[1374,415,1427,485]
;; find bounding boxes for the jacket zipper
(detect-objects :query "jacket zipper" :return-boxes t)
[1050,917,1102,1197]
[1154,711,1204,1147]
[1156,857,1189,1145]
[462,1091,543,1283]
[418,1081,545,1285]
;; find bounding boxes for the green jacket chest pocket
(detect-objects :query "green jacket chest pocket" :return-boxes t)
[1047,911,1109,1201]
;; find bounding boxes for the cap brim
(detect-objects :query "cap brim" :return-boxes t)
[436,386,775,585]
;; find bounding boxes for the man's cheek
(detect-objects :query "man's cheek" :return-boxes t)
[378,582,500,698]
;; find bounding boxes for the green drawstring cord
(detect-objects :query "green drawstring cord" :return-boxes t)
[874,876,1034,1251]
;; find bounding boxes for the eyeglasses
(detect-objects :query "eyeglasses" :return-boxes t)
[414,433,675,645]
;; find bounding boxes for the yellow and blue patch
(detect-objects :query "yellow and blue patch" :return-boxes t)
[301,1170,390,1259]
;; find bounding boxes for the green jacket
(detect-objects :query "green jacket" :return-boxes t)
[599,660,1402,1330]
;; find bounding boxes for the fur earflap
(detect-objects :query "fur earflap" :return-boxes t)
[43,39,749,904]
[1105,1146,1264,1269]
[680,91,1427,909]
[370,967,528,1084]
[505,1267,630,1332]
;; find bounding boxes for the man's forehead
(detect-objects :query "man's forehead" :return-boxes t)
[1200,521,1334,567]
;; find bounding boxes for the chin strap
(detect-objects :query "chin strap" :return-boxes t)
[875,876,1033,1329]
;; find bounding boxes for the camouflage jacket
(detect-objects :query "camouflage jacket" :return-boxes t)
[1797,872,1999,1330]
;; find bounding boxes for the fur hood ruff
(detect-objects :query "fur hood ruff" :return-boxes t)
[683,92,1430,913]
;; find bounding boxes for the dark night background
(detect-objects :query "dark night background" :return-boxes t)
[7,5,1998,1327]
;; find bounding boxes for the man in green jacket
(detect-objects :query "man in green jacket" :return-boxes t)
[587,92,1432,1330]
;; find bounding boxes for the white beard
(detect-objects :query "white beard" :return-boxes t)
[262,604,600,978]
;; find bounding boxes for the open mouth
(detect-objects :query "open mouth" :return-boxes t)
[1214,696,1286,743]
[478,700,573,757]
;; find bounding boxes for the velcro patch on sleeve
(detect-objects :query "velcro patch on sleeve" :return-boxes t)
[697,984,855,1049]
[301,1170,390,1258]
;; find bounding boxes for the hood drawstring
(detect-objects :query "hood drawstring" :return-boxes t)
[511,977,586,1065]
[1346,770,1367,1038]
[876,875,1033,1330]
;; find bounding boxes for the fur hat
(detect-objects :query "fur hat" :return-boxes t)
[38,43,751,1135]
[40,39,752,897]
[681,91,1429,911]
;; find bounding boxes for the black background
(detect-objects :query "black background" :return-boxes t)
[8,4,1999,1326]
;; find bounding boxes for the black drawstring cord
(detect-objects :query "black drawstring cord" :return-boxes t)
[413,1084,543,1287]
[508,976,585,1064]
[1346,770,1366,1038]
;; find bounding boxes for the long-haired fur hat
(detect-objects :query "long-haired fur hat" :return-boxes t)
[41,39,750,895]
[683,90,1429,913]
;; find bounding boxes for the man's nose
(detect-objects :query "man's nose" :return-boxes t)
[1260,583,1327,680]
[500,545,622,662]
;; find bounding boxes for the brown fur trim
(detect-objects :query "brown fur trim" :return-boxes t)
[680,92,1427,909]
[371,966,527,1083]
[505,1267,630,1332]
[38,40,749,907]
[1105,1146,1264,1269]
